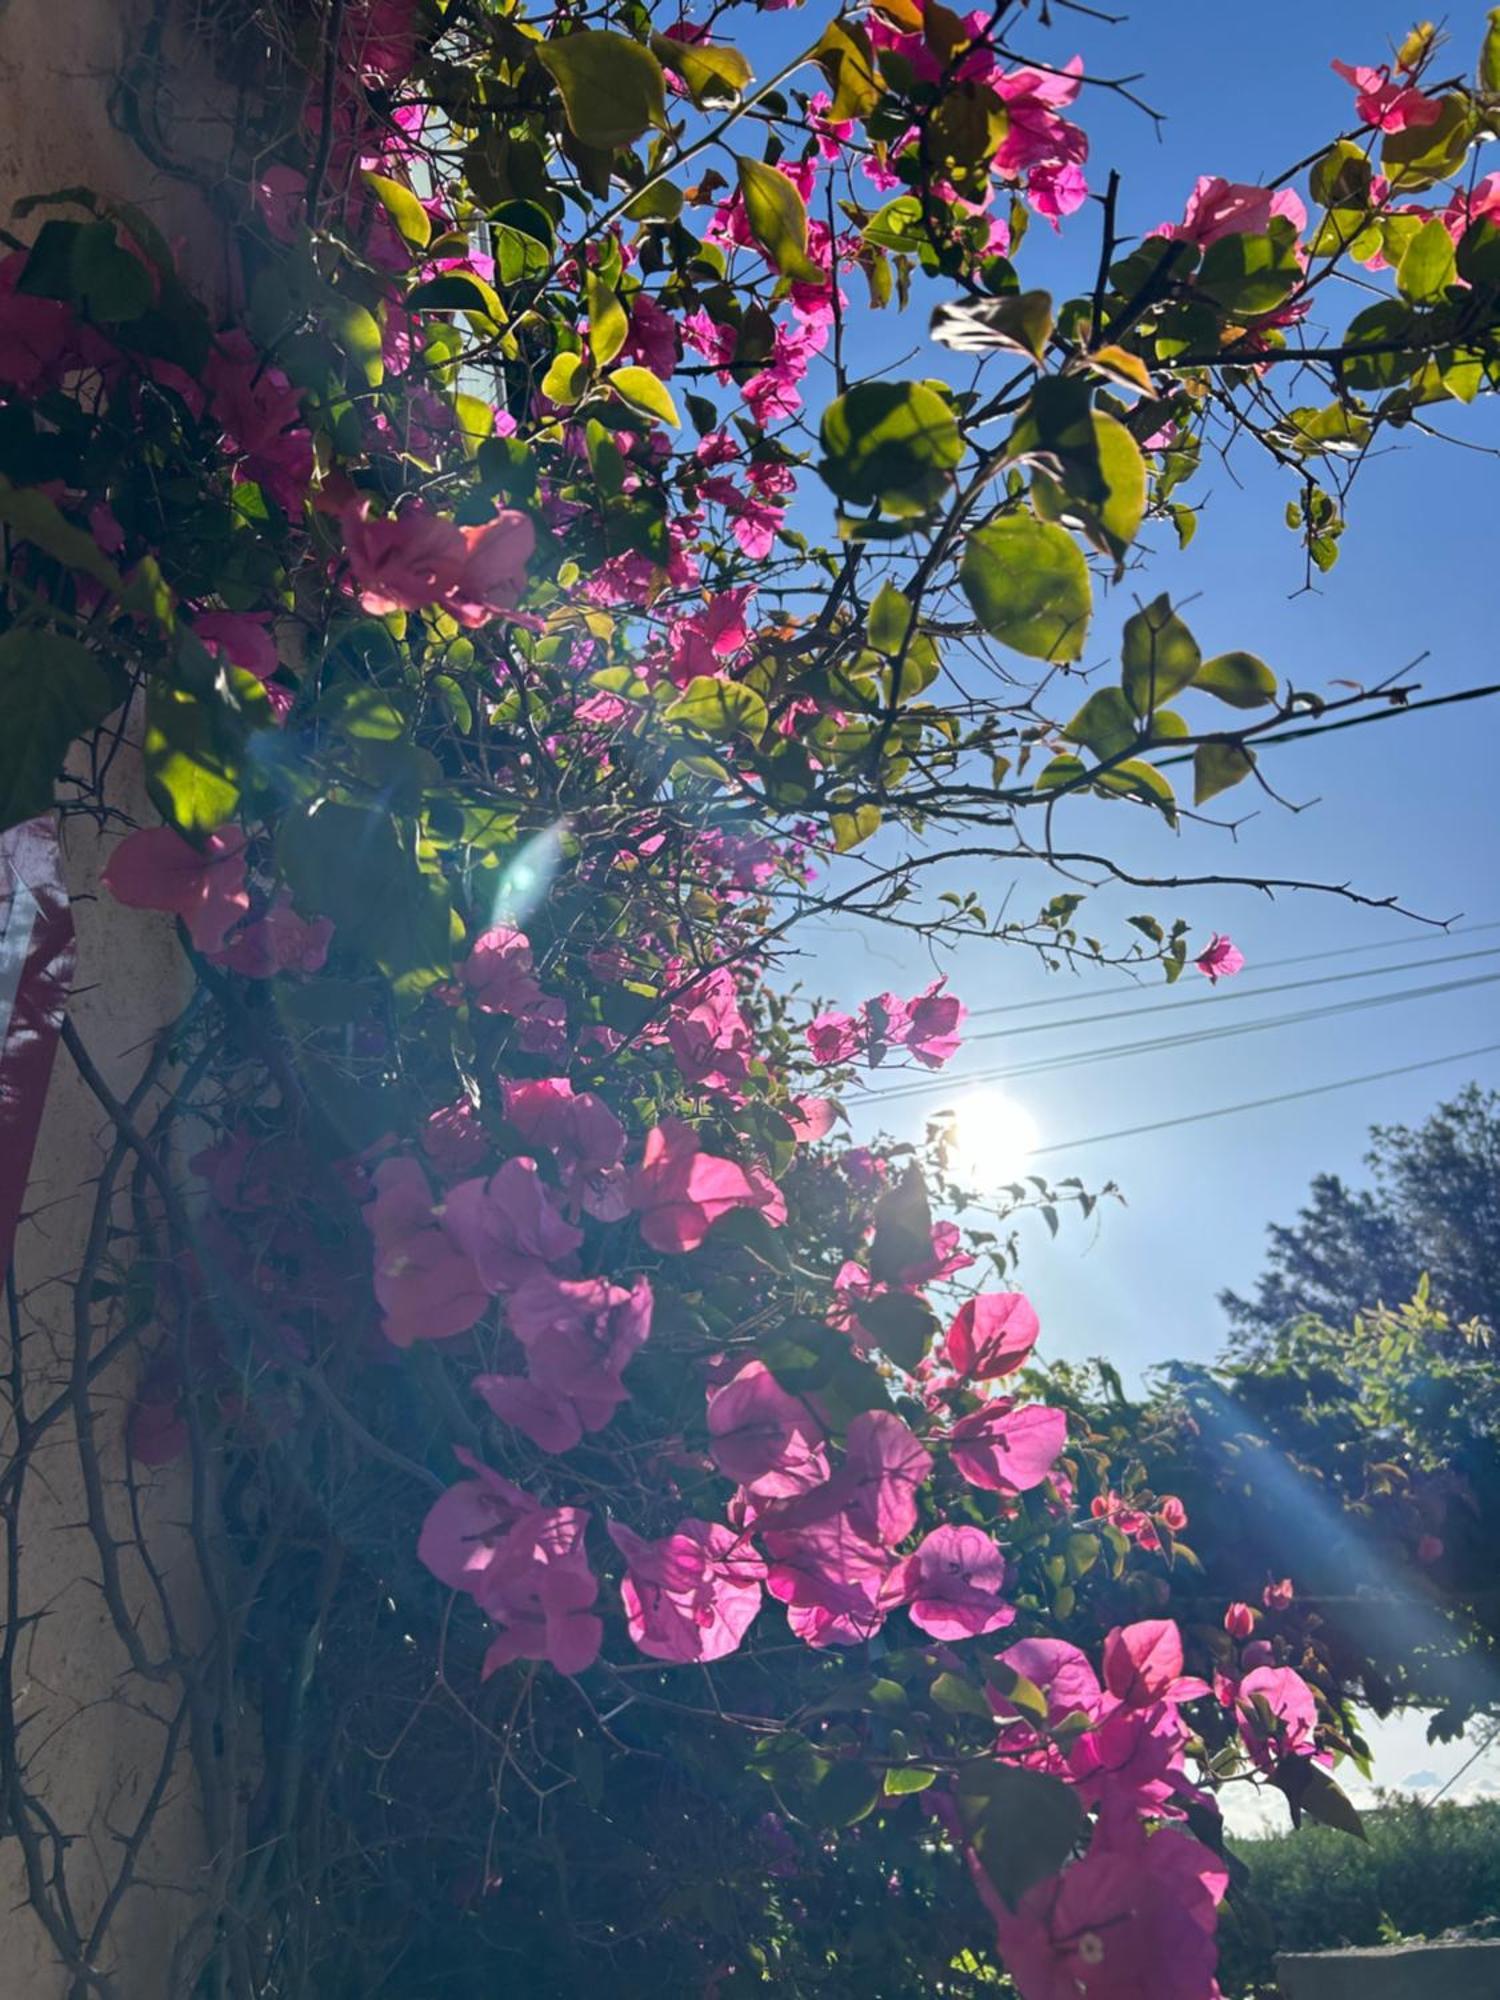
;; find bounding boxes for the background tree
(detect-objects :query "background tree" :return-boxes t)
[1222,1085,1500,1343]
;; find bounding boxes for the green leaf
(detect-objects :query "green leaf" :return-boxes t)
[361,172,432,252]
[665,676,767,741]
[830,803,881,851]
[608,364,680,427]
[1196,219,1302,316]
[866,581,913,656]
[1193,651,1277,709]
[16,218,152,323]
[143,664,269,835]
[1277,1760,1367,1840]
[1063,687,1139,761]
[808,1759,882,1828]
[1092,757,1177,821]
[955,1762,1085,1907]
[585,272,629,366]
[406,272,506,323]
[930,1671,993,1718]
[819,380,962,518]
[1382,96,1476,192]
[1309,140,1372,211]
[277,802,452,993]
[868,1168,933,1284]
[884,1765,937,1796]
[959,514,1092,662]
[538,31,667,149]
[930,289,1053,363]
[853,1290,938,1371]
[541,350,589,406]
[650,32,752,107]
[1193,739,1257,805]
[1397,216,1458,301]
[982,1660,1050,1728]
[0,480,123,593]
[1483,9,1500,95]
[735,156,824,285]
[1012,379,1146,558]
[0,630,128,832]
[332,298,384,387]
[1121,594,1201,715]
[812,17,881,120]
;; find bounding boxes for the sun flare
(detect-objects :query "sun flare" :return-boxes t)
[945,1089,1041,1192]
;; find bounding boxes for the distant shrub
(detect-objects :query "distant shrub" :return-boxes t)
[1218,1797,1500,1996]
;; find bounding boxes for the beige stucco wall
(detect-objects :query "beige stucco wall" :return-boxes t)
[0,4,236,1990]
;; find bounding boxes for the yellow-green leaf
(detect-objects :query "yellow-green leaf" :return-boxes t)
[585,271,630,366]
[812,17,882,121]
[542,351,589,406]
[1121,594,1201,716]
[650,32,752,107]
[959,514,1092,662]
[1193,739,1257,805]
[333,299,384,387]
[1193,651,1277,709]
[361,172,432,253]
[830,803,882,851]
[538,32,668,151]
[0,479,123,593]
[736,156,825,285]
[665,676,768,740]
[406,271,507,324]
[609,364,680,427]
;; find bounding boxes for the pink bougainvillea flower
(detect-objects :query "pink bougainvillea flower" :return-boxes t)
[209,894,333,978]
[364,1156,489,1347]
[1157,177,1307,248]
[664,966,753,1096]
[992,1637,1105,1727]
[898,1219,977,1288]
[441,1156,583,1294]
[341,498,464,615]
[460,926,546,1013]
[502,1078,626,1196]
[421,1098,489,1174]
[1102,1620,1210,1708]
[840,1410,932,1545]
[1331,59,1442,134]
[507,1272,652,1429]
[763,1510,897,1647]
[101,824,251,954]
[417,1447,539,1595]
[193,610,279,682]
[806,1011,862,1065]
[896,1524,1014,1641]
[477,1505,603,1677]
[1195,933,1245,982]
[202,330,312,512]
[707,1360,828,1498]
[473,1373,584,1454]
[1235,1664,1318,1772]
[444,508,536,626]
[788,1095,837,1143]
[628,1118,767,1254]
[989,1823,1228,2000]
[1223,1601,1257,1640]
[949,1400,1067,1496]
[903,979,966,1068]
[609,1517,765,1663]
[944,1292,1041,1380]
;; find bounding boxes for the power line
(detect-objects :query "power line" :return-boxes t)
[964,920,1500,1024]
[867,970,1500,1107]
[951,944,1500,1053]
[864,969,1500,1107]
[1153,679,1500,765]
[1025,1042,1500,1160]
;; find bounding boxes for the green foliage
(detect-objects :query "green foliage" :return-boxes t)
[1218,1801,1500,1998]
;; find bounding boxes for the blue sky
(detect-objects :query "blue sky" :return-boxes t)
[736,1,1500,1378]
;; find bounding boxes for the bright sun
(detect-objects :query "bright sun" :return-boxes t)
[945,1089,1041,1192]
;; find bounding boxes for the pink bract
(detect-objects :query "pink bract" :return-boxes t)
[944,1292,1041,1380]
[101,824,250,954]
